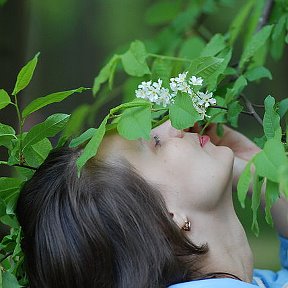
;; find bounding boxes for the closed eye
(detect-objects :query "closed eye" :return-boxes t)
[153,135,161,147]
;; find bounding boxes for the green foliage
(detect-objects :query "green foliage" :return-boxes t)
[0,90,11,110]
[169,93,202,129]
[1,1,288,286]
[121,40,151,77]
[22,87,88,118]
[239,25,273,69]
[263,96,281,140]
[76,115,109,173]
[12,53,39,96]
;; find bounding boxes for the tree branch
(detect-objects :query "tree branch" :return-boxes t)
[240,94,263,126]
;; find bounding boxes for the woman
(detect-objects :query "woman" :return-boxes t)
[16,121,288,287]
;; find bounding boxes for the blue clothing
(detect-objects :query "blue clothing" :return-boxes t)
[169,236,288,288]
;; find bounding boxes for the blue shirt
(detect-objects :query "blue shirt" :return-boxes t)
[169,236,288,288]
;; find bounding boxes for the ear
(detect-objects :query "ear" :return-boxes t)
[169,211,190,230]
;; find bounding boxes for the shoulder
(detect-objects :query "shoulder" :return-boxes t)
[252,235,288,288]
[168,279,258,287]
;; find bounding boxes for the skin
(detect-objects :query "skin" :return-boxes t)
[97,120,288,283]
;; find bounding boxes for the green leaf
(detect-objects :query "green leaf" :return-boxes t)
[69,128,97,148]
[0,89,11,110]
[0,0,7,6]
[201,34,227,57]
[110,98,151,115]
[145,0,181,26]
[272,14,287,41]
[151,58,173,86]
[22,87,88,118]
[0,123,16,149]
[0,178,23,202]
[57,104,90,147]
[228,0,255,45]
[242,1,265,47]
[121,41,150,77]
[12,52,40,96]
[237,160,253,208]
[271,15,286,60]
[92,55,120,95]
[253,139,287,182]
[76,115,109,173]
[2,271,21,288]
[239,25,273,69]
[179,37,206,60]
[0,178,23,216]
[206,97,227,124]
[251,174,264,236]
[169,93,202,130]
[279,98,288,118]
[22,114,70,150]
[263,95,281,140]
[254,135,266,149]
[188,57,224,81]
[244,66,272,82]
[23,138,52,168]
[265,180,279,225]
[227,101,243,127]
[117,106,151,140]
[225,76,248,103]
[206,48,232,91]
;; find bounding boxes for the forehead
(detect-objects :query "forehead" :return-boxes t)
[97,133,143,161]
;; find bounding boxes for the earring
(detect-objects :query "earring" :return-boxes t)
[181,220,191,231]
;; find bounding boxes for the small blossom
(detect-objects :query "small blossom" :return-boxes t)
[174,72,188,83]
[197,92,217,108]
[152,79,162,90]
[156,87,172,107]
[189,76,203,86]
[138,80,152,91]
[177,81,192,94]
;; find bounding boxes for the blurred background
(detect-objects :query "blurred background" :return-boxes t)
[1,0,287,270]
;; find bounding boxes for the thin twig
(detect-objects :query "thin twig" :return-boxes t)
[252,103,265,108]
[240,94,263,126]
[256,0,275,31]
[1,160,37,171]
[13,163,37,171]
[211,105,253,116]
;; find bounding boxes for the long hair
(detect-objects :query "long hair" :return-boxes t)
[16,147,207,288]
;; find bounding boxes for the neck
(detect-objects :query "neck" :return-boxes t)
[185,183,254,283]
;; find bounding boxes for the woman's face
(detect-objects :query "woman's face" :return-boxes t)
[98,121,234,213]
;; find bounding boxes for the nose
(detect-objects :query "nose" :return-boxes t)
[151,120,184,139]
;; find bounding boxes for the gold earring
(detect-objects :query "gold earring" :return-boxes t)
[181,220,191,231]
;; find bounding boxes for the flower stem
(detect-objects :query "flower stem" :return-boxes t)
[13,94,24,164]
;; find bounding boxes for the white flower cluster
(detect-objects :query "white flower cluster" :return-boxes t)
[135,71,216,119]
[135,79,173,108]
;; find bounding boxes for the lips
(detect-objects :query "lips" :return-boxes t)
[198,134,210,147]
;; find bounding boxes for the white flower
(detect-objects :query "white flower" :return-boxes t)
[177,81,192,94]
[170,80,178,92]
[174,72,188,83]
[135,89,146,99]
[197,92,216,108]
[138,81,152,91]
[189,76,203,86]
[135,80,174,107]
[152,79,162,90]
[156,87,172,107]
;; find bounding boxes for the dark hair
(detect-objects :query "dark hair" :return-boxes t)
[16,147,207,288]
